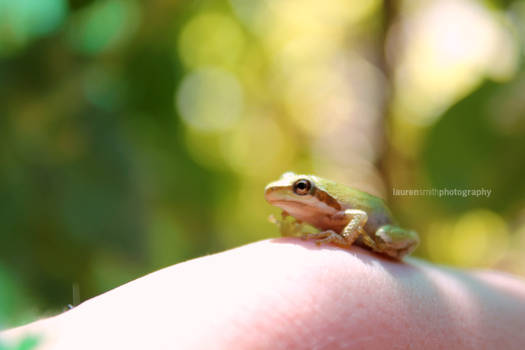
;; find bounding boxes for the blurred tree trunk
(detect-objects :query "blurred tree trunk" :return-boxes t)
[376,0,399,200]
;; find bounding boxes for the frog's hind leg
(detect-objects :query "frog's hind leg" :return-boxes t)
[373,225,419,259]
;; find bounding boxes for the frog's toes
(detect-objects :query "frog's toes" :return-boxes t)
[303,230,346,246]
[301,231,328,240]
[268,214,280,225]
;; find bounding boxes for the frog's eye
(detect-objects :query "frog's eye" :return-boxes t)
[293,179,311,195]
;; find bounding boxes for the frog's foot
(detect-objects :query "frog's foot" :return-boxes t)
[302,230,346,246]
[357,227,377,248]
[374,225,420,259]
[270,212,305,236]
[268,214,279,225]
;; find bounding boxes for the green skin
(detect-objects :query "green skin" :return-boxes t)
[264,172,419,260]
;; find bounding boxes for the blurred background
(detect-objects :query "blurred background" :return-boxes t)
[1,0,525,329]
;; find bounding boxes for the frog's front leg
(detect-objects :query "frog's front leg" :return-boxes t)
[303,209,368,246]
[340,209,368,244]
[373,225,419,259]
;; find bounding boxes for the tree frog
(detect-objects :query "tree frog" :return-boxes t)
[264,172,419,259]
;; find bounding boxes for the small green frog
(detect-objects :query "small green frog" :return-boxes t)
[265,172,419,259]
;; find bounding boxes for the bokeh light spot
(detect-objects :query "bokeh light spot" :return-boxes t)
[222,115,293,177]
[0,0,67,52]
[449,210,509,266]
[178,13,245,69]
[390,0,518,125]
[67,0,140,54]
[427,210,509,267]
[176,68,244,132]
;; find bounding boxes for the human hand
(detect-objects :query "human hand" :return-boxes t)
[2,239,525,349]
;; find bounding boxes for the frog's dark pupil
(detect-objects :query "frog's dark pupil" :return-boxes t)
[293,179,311,195]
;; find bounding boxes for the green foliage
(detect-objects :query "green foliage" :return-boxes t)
[424,76,525,213]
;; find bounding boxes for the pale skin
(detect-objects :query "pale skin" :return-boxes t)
[264,172,420,259]
[2,239,525,350]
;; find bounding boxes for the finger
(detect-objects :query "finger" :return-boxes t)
[2,239,525,350]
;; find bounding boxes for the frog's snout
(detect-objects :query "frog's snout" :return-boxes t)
[264,182,286,203]
[264,184,277,202]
